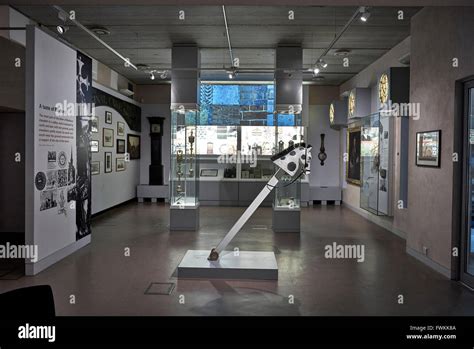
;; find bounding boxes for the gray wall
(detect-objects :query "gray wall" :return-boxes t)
[395,7,474,274]
[0,36,25,111]
[308,105,340,187]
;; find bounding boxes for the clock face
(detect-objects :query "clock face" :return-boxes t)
[379,73,389,105]
[348,90,356,117]
[329,103,335,124]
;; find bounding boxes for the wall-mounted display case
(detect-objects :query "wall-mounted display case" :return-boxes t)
[359,112,392,216]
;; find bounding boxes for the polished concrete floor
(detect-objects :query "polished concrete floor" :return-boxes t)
[1,202,474,316]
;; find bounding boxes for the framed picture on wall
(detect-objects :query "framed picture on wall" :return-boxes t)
[117,139,126,154]
[91,116,99,133]
[90,140,99,153]
[103,128,114,147]
[91,161,100,175]
[127,134,141,159]
[105,111,112,124]
[117,122,125,136]
[346,126,361,186]
[116,158,126,172]
[416,130,441,167]
[104,152,112,173]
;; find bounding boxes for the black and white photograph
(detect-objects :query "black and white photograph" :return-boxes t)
[103,128,114,147]
[91,161,100,175]
[46,170,58,189]
[104,152,112,173]
[40,189,58,211]
[127,134,140,159]
[90,140,99,153]
[91,115,99,133]
[105,110,112,124]
[116,157,125,172]
[57,169,68,187]
[116,139,125,154]
[117,121,125,136]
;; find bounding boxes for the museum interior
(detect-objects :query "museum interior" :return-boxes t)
[2,2,474,317]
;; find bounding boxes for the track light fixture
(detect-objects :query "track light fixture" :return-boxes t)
[227,67,237,79]
[56,25,69,34]
[359,7,371,22]
[150,72,155,80]
[317,59,328,69]
[312,67,320,77]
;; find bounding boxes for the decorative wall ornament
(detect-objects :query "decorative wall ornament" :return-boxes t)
[318,133,327,166]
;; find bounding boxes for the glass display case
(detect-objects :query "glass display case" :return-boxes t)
[273,125,305,210]
[359,112,391,216]
[170,108,199,207]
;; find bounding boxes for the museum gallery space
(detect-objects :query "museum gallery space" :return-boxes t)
[2,2,474,317]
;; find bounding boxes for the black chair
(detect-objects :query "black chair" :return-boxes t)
[0,285,55,318]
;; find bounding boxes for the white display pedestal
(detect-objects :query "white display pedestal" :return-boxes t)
[177,250,278,280]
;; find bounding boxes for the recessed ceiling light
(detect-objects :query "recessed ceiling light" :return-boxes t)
[334,49,351,57]
[90,26,110,36]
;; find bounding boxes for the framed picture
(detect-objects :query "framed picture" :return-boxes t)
[105,111,112,124]
[103,128,114,147]
[104,152,112,173]
[91,161,100,175]
[346,126,361,186]
[416,130,441,167]
[91,116,99,133]
[127,134,141,159]
[117,139,126,154]
[90,140,99,153]
[117,122,125,136]
[116,158,125,172]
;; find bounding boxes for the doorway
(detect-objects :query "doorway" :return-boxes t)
[461,80,474,287]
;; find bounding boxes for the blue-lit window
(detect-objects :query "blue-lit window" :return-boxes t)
[199,84,296,126]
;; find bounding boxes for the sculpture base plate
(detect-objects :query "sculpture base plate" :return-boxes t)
[177,250,278,280]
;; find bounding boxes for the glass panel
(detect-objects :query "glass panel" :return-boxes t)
[359,112,389,216]
[170,109,198,207]
[467,87,474,276]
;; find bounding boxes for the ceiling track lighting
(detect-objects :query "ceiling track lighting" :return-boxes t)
[149,70,168,80]
[56,24,69,35]
[52,5,138,70]
[359,6,371,22]
[227,67,237,79]
[150,72,155,80]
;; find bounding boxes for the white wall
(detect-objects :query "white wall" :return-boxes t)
[140,104,171,185]
[91,104,141,214]
[308,105,340,187]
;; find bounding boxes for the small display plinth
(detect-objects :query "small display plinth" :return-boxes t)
[177,250,278,280]
[272,206,301,233]
[170,205,199,231]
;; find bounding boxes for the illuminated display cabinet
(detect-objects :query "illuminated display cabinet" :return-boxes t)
[169,107,199,230]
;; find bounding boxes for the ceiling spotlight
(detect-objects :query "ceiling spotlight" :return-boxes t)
[227,68,237,79]
[317,59,328,69]
[159,71,168,79]
[56,25,68,34]
[150,72,155,80]
[312,67,320,76]
[359,7,371,22]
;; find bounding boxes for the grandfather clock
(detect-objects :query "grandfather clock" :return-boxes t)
[148,117,165,185]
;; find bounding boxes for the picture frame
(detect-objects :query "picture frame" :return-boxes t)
[416,130,441,167]
[105,111,112,124]
[117,139,126,154]
[91,116,99,133]
[91,161,100,175]
[116,157,125,172]
[104,152,112,173]
[117,121,125,136]
[90,140,99,153]
[103,128,114,147]
[346,126,361,186]
[127,134,141,159]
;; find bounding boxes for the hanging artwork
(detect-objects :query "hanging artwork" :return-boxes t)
[347,127,361,186]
